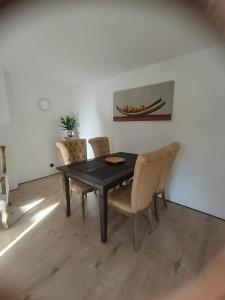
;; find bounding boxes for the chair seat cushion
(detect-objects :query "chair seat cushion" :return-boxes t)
[70,179,94,194]
[108,185,133,214]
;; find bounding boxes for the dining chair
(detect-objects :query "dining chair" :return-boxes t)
[153,143,180,222]
[108,148,165,250]
[56,139,94,221]
[88,137,110,158]
[89,136,129,190]
[0,146,9,229]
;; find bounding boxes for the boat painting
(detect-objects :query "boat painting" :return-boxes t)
[113,81,174,121]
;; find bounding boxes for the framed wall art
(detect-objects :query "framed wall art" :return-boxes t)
[113,81,174,121]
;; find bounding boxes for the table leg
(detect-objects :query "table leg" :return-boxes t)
[62,174,71,217]
[99,188,108,243]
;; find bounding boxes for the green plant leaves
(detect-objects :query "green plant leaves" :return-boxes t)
[60,115,79,130]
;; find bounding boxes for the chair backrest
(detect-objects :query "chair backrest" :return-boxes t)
[88,137,110,158]
[156,142,180,193]
[131,148,166,213]
[56,139,87,165]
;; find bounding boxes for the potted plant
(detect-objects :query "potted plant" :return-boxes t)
[60,115,79,137]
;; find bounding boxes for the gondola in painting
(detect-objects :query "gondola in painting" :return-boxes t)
[113,81,174,121]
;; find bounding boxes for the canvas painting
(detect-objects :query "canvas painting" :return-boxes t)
[113,81,174,121]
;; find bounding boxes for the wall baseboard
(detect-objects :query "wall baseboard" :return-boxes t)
[9,172,61,191]
[162,197,225,222]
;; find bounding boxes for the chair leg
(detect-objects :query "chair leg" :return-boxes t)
[147,205,155,232]
[2,208,8,229]
[153,194,159,223]
[162,191,167,209]
[80,194,85,222]
[133,215,139,251]
[143,209,152,231]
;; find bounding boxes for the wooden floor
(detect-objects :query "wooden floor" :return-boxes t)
[0,174,225,300]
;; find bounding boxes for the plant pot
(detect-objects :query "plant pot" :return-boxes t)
[67,130,74,137]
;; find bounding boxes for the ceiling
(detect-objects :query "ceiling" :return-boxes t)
[0,0,221,86]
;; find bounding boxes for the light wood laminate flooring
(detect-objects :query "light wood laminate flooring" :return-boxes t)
[0,174,224,300]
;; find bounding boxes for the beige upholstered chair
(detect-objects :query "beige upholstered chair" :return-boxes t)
[88,137,110,158]
[153,143,180,222]
[56,139,94,221]
[108,148,165,250]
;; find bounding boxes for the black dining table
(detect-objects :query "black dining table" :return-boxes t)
[57,152,138,243]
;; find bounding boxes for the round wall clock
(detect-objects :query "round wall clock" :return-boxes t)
[38,98,52,111]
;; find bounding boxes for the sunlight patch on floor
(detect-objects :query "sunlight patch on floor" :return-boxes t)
[0,202,59,258]
[19,198,45,213]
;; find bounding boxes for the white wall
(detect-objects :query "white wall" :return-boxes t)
[1,72,73,186]
[72,43,225,220]
[0,70,10,124]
